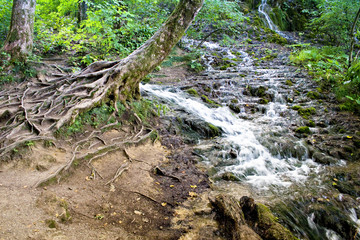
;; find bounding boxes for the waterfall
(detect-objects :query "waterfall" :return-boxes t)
[258,0,289,39]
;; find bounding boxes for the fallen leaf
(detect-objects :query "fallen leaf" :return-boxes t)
[170,185,174,188]
[189,192,197,198]
[161,202,167,207]
[190,185,197,189]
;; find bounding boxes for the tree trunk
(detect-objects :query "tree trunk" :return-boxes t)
[0,0,204,156]
[77,0,88,25]
[349,6,360,67]
[2,0,36,61]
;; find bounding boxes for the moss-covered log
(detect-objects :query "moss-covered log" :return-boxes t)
[2,0,36,61]
[0,0,204,157]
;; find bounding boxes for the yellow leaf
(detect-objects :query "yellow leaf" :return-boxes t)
[333,178,338,182]
[161,202,167,206]
[189,192,197,198]
[155,182,160,185]
[170,185,174,188]
[190,185,197,189]
[346,136,353,139]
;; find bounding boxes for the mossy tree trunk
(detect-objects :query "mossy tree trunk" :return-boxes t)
[0,0,204,155]
[349,6,360,67]
[2,0,36,61]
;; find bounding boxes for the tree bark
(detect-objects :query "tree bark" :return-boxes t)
[2,0,36,61]
[77,0,88,25]
[349,6,360,67]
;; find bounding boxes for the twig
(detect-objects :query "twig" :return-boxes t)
[105,162,129,185]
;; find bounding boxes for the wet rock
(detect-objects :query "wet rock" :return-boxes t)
[221,172,240,182]
[295,126,311,136]
[240,196,298,240]
[177,117,222,141]
[229,149,238,158]
[229,103,241,113]
[312,152,337,165]
[311,203,357,239]
[210,194,262,240]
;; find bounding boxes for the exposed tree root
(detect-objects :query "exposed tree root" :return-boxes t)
[105,162,129,186]
[0,0,204,159]
[33,129,155,188]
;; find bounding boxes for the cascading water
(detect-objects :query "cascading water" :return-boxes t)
[142,38,360,239]
[258,0,289,40]
[142,83,320,189]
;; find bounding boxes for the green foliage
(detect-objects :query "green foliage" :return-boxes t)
[187,0,246,41]
[0,52,38,85]
[289,46,347,85]
[290,46,360,113]
[33,0,174,59]
[344,60,360,107]
[59,103,117,136]
[0,0,12,46]
[129,99,155,123]
[308,0,359,46]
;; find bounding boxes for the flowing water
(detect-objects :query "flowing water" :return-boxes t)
[141,39,360,239]
[258,0,290,40]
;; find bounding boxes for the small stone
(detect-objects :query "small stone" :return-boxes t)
[134,210,142,215]
[229,149,238,158]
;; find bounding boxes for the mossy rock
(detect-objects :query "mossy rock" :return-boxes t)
[201,95,220,107]
[259,98,269,104]
[229,103,241,113]
[295,126,310,134]
[268,33,287,45]
[179,118,222,140]
[256,203,298,240]
[306,120,315,127]
[293,107,316,119]
[285,80,293,86]
[240,196,298,240]
[306,91,320,99]
[187,88,198,96]
[221,172,240,182]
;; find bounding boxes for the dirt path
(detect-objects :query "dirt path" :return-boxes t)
[0,140,191,239]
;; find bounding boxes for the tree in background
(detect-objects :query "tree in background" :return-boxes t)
[2,0,36,61]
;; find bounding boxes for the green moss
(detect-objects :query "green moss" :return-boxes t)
[257,204,298,240]
[306,120,316,127]
[285,80,294,86]
[187,88,198,96]
[259,98,269,104]
[292,106,316,119]
[221,172,240,181]
[208,123,220,136]
[201,95,220,107]
[295,126,311,134]
[45,219,57,229]
[307,91,320,99]
[291,105,301,110]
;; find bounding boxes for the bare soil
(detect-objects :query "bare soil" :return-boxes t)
[0,48,215,240]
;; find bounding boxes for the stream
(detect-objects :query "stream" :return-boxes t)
[141,38,360,239]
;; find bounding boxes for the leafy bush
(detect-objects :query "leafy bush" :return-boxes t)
[0,0,12,46]
[308,0,358,46]
[290,46,360,112]
[187,0,246,41]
